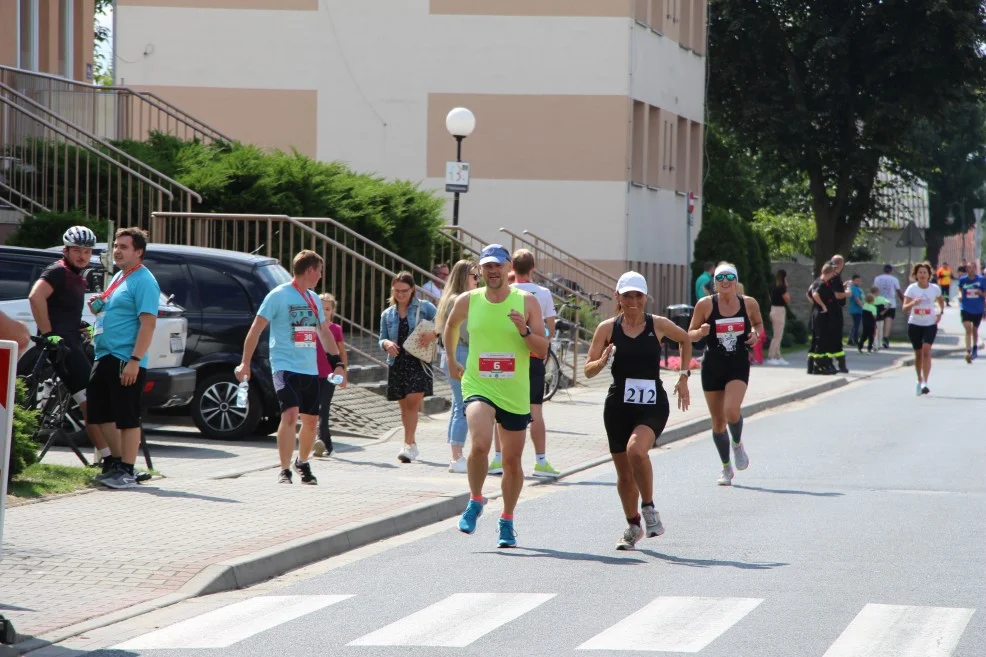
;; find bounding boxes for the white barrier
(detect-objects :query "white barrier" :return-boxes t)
[0,339,18,558]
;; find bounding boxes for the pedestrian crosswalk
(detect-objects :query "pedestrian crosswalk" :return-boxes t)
[113,594,976,654]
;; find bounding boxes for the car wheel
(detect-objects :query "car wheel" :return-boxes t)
[254,415,281,436]
[191,371,261,439]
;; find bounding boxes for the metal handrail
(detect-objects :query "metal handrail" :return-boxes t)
[0,179,48,213]
[0,82,201,204]
[138,91,233,142]
[0,94,174,198]
[498,227,617,295]
[522,229,618,286]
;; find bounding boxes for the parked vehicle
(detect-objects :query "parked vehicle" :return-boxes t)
[0,246,195,410]
[84,244,291,439]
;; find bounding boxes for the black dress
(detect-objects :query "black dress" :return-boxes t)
[386,315,433,401]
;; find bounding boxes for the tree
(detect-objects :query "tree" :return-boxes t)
[93,0,113,86]
[709,0,986,273]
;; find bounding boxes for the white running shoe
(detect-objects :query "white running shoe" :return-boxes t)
[717,464,734,486]
[641,508,665,538]
[397,443,419,463]
[915,382,923,397]
[732,442,749,471]
[778,358,790,365]
[615,523,644,550]
[448,456,467,473]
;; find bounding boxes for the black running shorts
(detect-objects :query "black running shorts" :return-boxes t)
[603,386,670,454]
[53,337,93,400]
[87,356,145,430]
[907,324,938,351]
[464,395,531,432]
[701,355,751,392]
[529,356,545,405]
[273,370,323,415]
[960,310,983,328]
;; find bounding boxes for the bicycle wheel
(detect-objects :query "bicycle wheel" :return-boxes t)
[543,348,562,401]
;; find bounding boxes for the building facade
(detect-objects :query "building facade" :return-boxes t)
[115,0,707,304]
[0,0,96,83]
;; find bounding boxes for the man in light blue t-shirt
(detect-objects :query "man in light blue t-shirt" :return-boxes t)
[86,227,161,489]
[237,250,345,485]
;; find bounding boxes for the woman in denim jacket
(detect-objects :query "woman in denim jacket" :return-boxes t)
[380,271,438,464]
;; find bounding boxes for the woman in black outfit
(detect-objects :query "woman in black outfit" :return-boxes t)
[584,271,698,551]
[689,262,766,486]
[808,263,839,375]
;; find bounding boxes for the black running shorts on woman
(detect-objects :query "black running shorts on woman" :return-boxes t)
[603,314,670,453]
[701,294,752,392]
[907,324,938,351]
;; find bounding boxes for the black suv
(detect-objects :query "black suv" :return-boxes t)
[87,243,291,439]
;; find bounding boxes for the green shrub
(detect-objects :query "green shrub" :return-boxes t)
[691,206,750,290]
[9,379,39,484]
[785,316,809,345]
[7,211,109,250]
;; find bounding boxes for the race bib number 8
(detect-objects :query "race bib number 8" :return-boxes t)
[914,308,932,316]
[715,318,743,352]
[478,352,516,379]
[293,326,317,348]
[624,378,657,405]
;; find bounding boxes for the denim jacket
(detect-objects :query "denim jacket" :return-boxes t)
[379,299,437,365]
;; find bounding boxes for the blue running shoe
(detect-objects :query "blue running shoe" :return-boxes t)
[497,518,517,548]
[458,499,485,534]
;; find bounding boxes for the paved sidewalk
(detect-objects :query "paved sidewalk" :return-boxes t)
[0,308,966,653]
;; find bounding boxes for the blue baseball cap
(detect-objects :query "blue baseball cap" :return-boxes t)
[479,244,511,265]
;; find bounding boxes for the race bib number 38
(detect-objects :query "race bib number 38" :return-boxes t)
[624,378,657,405]
[478,352,516,379]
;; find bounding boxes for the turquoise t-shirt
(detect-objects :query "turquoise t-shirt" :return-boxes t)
[94,266,161,367]
[257,282,326,375]
[695,272,713,302]
[849,284,865,315]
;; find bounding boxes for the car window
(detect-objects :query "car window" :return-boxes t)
[190,264,251,313]
[0,260,37,300]
[146,262,198,311]
[257,263,292,290]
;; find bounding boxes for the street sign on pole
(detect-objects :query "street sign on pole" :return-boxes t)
[0,340,18,559]
[895,221,926,248]
[445,161,470,193]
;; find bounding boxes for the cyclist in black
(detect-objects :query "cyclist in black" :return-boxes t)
[585,271,699,551]
[28,226,119,478]
[689,262,765,487]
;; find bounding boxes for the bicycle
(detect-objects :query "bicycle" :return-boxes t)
[543,301,582,401]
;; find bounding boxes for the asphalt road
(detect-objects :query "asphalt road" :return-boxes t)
[68,353,985,657]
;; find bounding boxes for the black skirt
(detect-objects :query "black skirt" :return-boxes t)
[386,316,433,401]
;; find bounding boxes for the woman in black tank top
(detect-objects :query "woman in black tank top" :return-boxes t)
[584,271,700,551]
[688,263,766,487]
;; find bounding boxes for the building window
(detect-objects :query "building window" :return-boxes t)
[647,106,660,187]
[676,116,688,191]
[680,0,692,49]
[694,0,707,55]
[690,121,703,195]
[59,0,74,78]
[631,100,647,184]
[634,0,648,25]
[19,0,39,71]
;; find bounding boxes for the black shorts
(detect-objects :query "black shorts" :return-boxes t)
[884,308,897,320]
[529,356,545,405]
[86,356,145,430]
[273,370,323,415]
[464,395,531,432]
[52,337,93,401]
[907,324,938,350]
[603,385,670,454]
[701,354,751,392]
[961,310,983,327]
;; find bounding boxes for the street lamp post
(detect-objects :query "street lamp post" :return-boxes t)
[445,107,476,227]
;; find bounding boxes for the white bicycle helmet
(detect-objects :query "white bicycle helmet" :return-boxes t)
[63,225,97,248]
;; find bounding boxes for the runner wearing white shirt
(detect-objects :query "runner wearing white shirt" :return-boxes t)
[419,263,448,303]
[488,249,560,477]
[902,262,944,396]
[874,264,904,348]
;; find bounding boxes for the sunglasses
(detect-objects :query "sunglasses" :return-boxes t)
[715,273,737,282]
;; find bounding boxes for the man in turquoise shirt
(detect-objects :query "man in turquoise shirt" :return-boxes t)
[695,262,715,303]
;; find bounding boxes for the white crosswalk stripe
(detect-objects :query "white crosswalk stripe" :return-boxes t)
[113,595,353,650]
[348,592,556,647]
[577,596,764,653]
[821,604,975,657]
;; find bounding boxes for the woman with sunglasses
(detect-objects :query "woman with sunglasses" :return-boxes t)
[380,271,438,463]
[689,262,765,486]
[585,272,698,550]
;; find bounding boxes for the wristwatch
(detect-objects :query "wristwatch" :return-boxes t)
[523,326,532,337]
[679,370,691,378]
[129,355,141,363]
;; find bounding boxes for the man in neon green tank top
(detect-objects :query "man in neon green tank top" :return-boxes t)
[444,244,548,548]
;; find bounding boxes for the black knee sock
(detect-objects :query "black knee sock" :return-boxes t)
[713,430,731,464]
[641,501,655,509]
[728,416,743,445]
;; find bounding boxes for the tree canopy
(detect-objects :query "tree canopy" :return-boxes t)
[709,0,986,272]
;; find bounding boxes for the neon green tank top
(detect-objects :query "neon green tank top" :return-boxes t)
[462,287,531,415]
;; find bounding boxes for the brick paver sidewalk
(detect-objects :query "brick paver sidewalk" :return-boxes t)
[1,318,955,649]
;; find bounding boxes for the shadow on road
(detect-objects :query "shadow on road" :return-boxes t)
[487,546,647,566]
[640,550,788,570]
[731,484,843,497]
[101,488,240,503]
[327,457,398,470]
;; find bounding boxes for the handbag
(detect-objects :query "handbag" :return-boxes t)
[402,301,437,363]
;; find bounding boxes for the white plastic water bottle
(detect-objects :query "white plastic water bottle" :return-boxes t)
[329,373,344,385]
[235,380,249,407]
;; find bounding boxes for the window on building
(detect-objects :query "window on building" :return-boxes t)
[647,106,661,187]
[680,0,692,49]
[58,0,74,78]
[690,121,703,193]
[694,0,707,55]
[634,0,648,25]
[676,116,688,192]
[631,100,647,184]
[649,0,664,32]
[18,0,39,71]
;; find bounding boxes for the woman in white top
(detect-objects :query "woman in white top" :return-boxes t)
[902,262,944,396]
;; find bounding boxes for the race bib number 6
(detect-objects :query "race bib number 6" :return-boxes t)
[479,352,516,379]
[624,378,657,405]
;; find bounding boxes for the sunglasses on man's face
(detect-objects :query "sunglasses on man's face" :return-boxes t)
[715,273,737,282]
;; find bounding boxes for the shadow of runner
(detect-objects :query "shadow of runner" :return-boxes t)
[327,457,399,469]
[487,547,647,566]
[639,550,788,570]
[731,484,844,497]
[102,488,240,503]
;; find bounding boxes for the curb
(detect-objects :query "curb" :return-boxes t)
[5,352,950,655]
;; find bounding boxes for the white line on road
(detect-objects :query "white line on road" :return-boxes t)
[113,595,353,649]
[348,592,556,647]
[577,596,763,653]
[821,603,975,657]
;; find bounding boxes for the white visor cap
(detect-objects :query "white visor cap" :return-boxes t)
[617,271,648,296]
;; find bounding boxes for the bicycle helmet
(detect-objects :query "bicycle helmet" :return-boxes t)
[63,225,97,248]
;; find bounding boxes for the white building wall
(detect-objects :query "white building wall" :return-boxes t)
[627,186,702,266]
[629,24,706,123]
